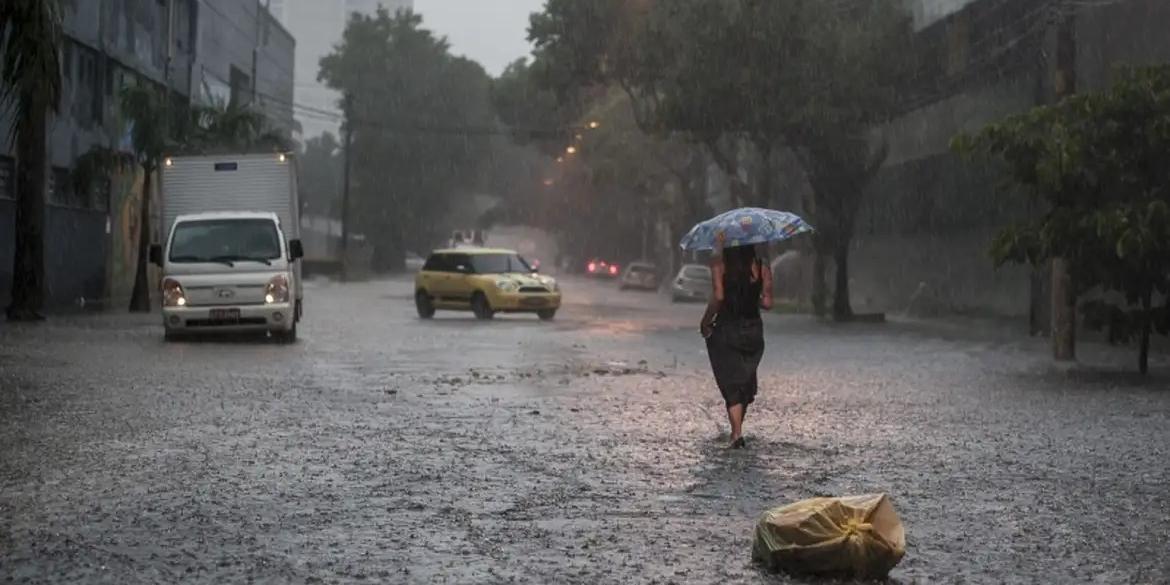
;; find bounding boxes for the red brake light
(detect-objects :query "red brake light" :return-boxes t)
[609,265,619,275]
[588,262,597,272]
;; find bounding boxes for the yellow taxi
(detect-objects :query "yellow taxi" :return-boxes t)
[414,248,562,320]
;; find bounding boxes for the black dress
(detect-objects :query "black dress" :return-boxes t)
[705,263,765,408]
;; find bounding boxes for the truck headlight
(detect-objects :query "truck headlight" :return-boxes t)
[495,280,518,292]
[163,278,187,307]
[265,274,290,304]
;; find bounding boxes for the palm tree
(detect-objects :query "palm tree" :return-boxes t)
[120,86,169,313]
[0,0,66,321]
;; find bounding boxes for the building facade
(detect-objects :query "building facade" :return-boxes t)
[268,0,414,139]
[851,0,1170,319]
[0,0,295,311]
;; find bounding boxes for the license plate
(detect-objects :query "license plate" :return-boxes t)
[210,308,241,321]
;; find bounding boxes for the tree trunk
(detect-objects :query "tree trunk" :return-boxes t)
[128,165,153,312]
[1139,290,1152,376]
[1051,257,1075,361]
[811,236,828,318]
[7,100,49,321]
[832,234,854,322]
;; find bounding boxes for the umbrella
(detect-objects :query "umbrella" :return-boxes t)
[680,207,813,251]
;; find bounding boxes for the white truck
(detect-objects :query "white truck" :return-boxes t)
[149,153,304,342]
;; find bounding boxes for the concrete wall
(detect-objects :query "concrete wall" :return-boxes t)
[0,200,12,308]
[45,207,108,308]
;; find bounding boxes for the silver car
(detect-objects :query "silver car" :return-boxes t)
[671,264,712,303]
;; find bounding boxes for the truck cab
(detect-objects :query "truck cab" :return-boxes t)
[152,212,303,341]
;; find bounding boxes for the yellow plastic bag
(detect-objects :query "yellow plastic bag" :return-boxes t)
[751,493,906,579]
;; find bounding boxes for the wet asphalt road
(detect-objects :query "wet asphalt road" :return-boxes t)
[1,276,1169,584]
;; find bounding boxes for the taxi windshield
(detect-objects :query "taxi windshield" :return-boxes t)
[469,253,532,274]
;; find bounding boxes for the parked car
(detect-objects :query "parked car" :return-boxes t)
[585,258,621,278]
[671,264,712,303]
[406,252,426,272]
[620,262,660,291]
[414,248,561,320]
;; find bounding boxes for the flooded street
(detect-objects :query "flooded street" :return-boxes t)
[1,277,1168,584]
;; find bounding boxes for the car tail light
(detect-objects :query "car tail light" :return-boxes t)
[163,278,187,307]
[609,265,619,275]
[588,262,597,273]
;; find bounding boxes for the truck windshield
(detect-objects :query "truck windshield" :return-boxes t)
[169,219,282,264]
[469,253,532,274]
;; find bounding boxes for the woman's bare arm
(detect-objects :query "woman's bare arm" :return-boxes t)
[700,258,724,336]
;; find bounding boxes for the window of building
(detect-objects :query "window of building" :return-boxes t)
[0,157,14,200]
[229,66,252,108]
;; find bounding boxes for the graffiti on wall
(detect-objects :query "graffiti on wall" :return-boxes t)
[107,167,145,305]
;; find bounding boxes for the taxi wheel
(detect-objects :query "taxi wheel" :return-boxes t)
[415,290,436,319]
[472,292,495,320]
[537,309,557,321]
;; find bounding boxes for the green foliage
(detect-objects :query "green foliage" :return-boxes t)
[956,66,1170,373]
[0,0,66,144]
[491,58,579,156]
[319,8,495,269]
[298,133,342,218]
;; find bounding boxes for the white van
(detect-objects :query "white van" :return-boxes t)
[150,153,304,341]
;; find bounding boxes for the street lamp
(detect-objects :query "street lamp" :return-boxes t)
[566,145,578,155]
[588,121,600,129]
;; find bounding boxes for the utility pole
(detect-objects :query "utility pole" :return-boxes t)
[1050,1,1077,361]
[340,93,354,282]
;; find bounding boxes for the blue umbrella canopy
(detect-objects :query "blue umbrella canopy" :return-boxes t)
[679,207,813,251]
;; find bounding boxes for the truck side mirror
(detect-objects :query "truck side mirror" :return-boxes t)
[149,244,163,266]
[289,239,304,260]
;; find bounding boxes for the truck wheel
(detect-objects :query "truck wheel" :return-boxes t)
[274,322,298,344]
[472,292,495,320]
[416,290,436,319]
[537,309,557,321]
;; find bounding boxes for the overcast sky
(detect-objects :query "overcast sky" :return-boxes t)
[414,0,546,77]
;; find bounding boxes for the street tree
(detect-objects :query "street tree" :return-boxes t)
[527,0,914,320]
[298,132,343,218]
[0,0,67,321]
[319,9,494,270]
[955,66,1170,374]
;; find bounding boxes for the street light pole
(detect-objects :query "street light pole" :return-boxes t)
[340,93,354,282]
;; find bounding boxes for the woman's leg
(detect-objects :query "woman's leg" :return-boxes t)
[727,403,745,444]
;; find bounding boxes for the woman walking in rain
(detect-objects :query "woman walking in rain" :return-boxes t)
[700,234,772,449]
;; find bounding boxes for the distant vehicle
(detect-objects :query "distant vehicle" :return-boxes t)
[405,252,426,272]
[151,153,303,342]
[671,264,712,303]
[415,248,561,321]
[620,262,660,291]
[585,258,620,278]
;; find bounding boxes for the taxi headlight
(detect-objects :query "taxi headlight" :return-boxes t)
[540,277,559,291]
[495,279,518,292]
[265,274,290,304]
